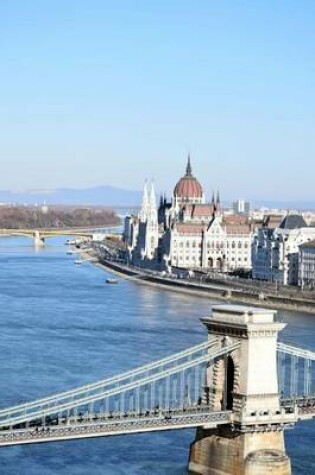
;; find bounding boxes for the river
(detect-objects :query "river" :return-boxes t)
[0,237,314,475]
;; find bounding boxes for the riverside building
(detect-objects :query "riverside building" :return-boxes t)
[124,157,253,273]
[299,240,315,290]
[252,214,315,285]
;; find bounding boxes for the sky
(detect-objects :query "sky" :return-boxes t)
[0,1,314,201]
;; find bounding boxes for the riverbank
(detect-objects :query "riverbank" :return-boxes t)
[96,258,315,315]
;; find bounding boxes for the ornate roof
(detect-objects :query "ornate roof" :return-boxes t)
[173,156,203,199]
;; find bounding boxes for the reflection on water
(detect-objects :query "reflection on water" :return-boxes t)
[0,237,314,474]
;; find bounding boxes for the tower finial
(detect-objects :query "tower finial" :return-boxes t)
[186,154,192,176]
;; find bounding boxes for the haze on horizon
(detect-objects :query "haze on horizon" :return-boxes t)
[1,1,314,202]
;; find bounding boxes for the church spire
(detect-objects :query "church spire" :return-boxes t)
[211,190,215,204]
[216,190,220,205]
[186,154,192,176]
[149,181,157,210]
[139,181,149,222]
[215,190,221,213]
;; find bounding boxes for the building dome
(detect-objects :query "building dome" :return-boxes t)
[174,156,203,200]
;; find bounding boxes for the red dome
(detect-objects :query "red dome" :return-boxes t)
[174,157,203,199]
[174,176,203,198]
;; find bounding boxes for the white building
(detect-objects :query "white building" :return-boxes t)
[252,214,315,285]
[299,240,315,290]
[125,157,253,273]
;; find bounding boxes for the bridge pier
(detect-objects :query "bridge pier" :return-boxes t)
[188,305,292,475]
[189,427,290,475]
[33,231,45,247]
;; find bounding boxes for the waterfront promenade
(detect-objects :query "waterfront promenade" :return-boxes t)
[96,254,315,315]
[0,236,314,474]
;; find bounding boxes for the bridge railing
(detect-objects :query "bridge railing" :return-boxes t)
[0,341,240,430]
[0,340,217,419]
[277,342,315,400]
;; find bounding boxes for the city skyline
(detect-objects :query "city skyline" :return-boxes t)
[1,1,314,200]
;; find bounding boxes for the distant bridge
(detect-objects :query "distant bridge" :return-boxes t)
[0,228,120,246]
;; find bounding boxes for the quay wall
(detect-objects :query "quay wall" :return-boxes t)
[96,258,315,315]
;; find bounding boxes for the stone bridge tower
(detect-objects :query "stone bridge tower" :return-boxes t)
[189,304,293,475]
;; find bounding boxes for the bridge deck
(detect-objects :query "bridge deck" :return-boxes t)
[282,397,315,421]
[0,408,231,447]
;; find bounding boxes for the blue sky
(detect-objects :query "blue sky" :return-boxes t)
[0,1,314,200]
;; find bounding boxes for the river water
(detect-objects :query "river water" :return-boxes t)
[0,238,314,475]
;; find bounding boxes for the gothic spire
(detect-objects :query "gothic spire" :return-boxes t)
[216,190,220,205]
[149,181,157,210]
[211,190,215,204]
[139,180,149,222]
[186,154,192,176]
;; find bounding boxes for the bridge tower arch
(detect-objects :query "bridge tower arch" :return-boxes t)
[189,304,292,475]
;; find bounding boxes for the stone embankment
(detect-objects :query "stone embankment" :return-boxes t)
[97,258,315,315]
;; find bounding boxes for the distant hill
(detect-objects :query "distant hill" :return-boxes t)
[0,186,313,211]
[0,186,142,207]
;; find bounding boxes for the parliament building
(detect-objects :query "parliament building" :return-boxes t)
[124,157,253,273]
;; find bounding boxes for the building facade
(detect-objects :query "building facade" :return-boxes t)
[252,215,315,285]
[299,240,315,289]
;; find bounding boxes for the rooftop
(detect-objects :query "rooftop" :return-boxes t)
[201,304,279,326]
[279,214,307,230]
[211,304,277,315]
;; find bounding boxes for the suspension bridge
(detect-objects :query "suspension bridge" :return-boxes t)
[0,305,314,475]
